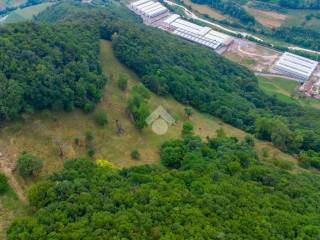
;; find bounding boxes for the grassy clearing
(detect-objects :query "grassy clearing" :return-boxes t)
[0,40,297,187]
[2,2,53,24]
[0,188,28,239]
[224,52,257,67]
[283,9,320,29]
[0,0,26,8]
[245,6,286,28]
[258,76,320,109]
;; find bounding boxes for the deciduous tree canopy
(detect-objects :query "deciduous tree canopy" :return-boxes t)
[0,20,106,121]
[8,135,320,239]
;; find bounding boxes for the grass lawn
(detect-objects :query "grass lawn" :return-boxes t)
[258,76,320,109]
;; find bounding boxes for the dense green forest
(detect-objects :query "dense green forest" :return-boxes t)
[7,134,320,239]
[273,26,320,51]
[0,17,106,121]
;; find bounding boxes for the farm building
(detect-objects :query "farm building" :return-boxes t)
[273,52,318,81]
[129,0,233,50]
[129,0,169,23]
[162,15,233,50]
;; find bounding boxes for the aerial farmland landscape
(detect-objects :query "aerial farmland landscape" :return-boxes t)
[1,0,320,239]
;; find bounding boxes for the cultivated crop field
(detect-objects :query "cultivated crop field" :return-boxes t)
[2,2,53,24]
[245,6,287,28]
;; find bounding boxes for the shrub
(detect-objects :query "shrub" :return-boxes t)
[16,153,43,177]
[88,149,96,158]
[132,84,150,99]
[94,109,108,126]
[182,121,193,136]
[0,173,9,194]
[131,149,140,160]
[272,159,294,170]
[117,75,128,91]
[84,102,95,113]
[262,147,269,158]
[96,159,114,169]
[244,135,255,147]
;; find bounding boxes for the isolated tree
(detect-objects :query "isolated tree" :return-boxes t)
[94,109,108,126]
[127,90,150,130]
[182,121,194,136]
[244,135,255,147]
[117,74,128,91]
[0,173,9,194]
[16,153,43,177]
[184,107,193,119]
[131,149,140,160]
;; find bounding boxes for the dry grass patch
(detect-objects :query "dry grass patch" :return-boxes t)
[245,6,287,28]
[182,0,227,20]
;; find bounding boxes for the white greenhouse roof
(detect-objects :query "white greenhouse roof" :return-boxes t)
[170,19,211,36]
[143,3,163,14]
[145,6,167,17]
[274,52,318,79]
[173,29,220,49]
[163,14,180,25]
[130,0,150,7]
[135,1,155,10]
[204,30,232,45]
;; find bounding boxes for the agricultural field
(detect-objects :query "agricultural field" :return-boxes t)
[258,76,320,109]
[0,0,26,8]
[245,6,287,28]
[282,9,320,29]
[1,2,53,24]
[182,0,227,20]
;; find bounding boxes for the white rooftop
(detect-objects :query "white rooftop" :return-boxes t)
[130,0,150,7]
[136,1,155,11]
[275,52,318,79]
[204,30,233,45]
[163,14,180,25]
[145,6,167,17]
[170,18,211,36]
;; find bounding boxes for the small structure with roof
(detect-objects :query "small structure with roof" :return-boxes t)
[146,106,175,135]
